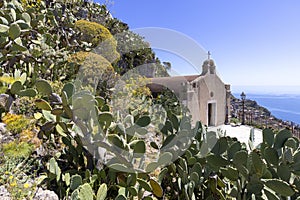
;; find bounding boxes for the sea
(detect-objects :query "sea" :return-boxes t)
[232,86,300,125]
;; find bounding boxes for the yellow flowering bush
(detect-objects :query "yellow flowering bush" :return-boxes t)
[21,0,42,9]
[0,76,15,85]
[75,19,119,62]
[1,113,40,157]
[112,75,152,117]
[124,76,151,97]
[68,51,118,96]
[2,113,31,135]
[75,19,115,46]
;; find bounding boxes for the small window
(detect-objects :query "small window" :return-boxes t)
[193,83,196,88]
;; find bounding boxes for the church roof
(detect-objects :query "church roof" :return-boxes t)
[147,56,217,93]
[147,75,200,92]
[151,75,200,82]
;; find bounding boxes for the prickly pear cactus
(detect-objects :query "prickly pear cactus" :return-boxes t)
[160,127,300,199]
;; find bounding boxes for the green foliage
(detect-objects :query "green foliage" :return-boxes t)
[0,0,167,92]
[32,78,193,199]
[67,51,118,97]
[35,79,52,95]
[230,117,240,124]
[74,19,119,63]
[150,178,163,198]
[1,141,33,158]
[71,183,94,200]
[0,0,119,83]
[35,98,52,111]
[96,183,107,200]
[158,127,300,199]
[113,29,169,76]
[0,70,36,100]
[1,1,300,200]
[4,68,300,200]
[10,80,37,97]
[2,113,31,134]
[265,179,295,197]
[48,157,61,182]
[153,87,183,116]
[75,19,114,46]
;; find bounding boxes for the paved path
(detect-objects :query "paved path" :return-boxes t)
[208,125,263,149]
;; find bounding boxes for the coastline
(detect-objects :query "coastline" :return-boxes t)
[230,94,300,137]
[243,93,300,125]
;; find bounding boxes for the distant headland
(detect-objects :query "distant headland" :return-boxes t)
[230,93,300,138]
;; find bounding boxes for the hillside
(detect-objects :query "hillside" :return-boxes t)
[231,94,300,137]
[1,0,300,199]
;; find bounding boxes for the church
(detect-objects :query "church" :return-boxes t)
[147,58,231,126]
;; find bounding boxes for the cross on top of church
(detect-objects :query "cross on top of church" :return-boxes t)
[208,51,211,60]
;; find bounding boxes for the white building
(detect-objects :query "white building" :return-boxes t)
[148,59,231,126]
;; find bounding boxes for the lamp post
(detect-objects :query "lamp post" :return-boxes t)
[241,92,246,125]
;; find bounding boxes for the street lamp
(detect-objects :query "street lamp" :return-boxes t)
[241,92,246,125]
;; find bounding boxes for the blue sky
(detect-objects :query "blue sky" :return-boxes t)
[104,0,300,89]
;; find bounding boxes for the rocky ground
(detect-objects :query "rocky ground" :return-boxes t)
[0,185,59,200]
[0,120,59,200]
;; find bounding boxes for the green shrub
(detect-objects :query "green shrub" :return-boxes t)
[2,141,33,159]
[68,51,118,97]
[2,113,31,134]
[230,117,240,124]
[75,19,119,62]
[11,96,37,116]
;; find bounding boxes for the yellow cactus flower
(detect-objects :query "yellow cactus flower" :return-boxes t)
[10,181,17,187]
[23,183,30,188]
